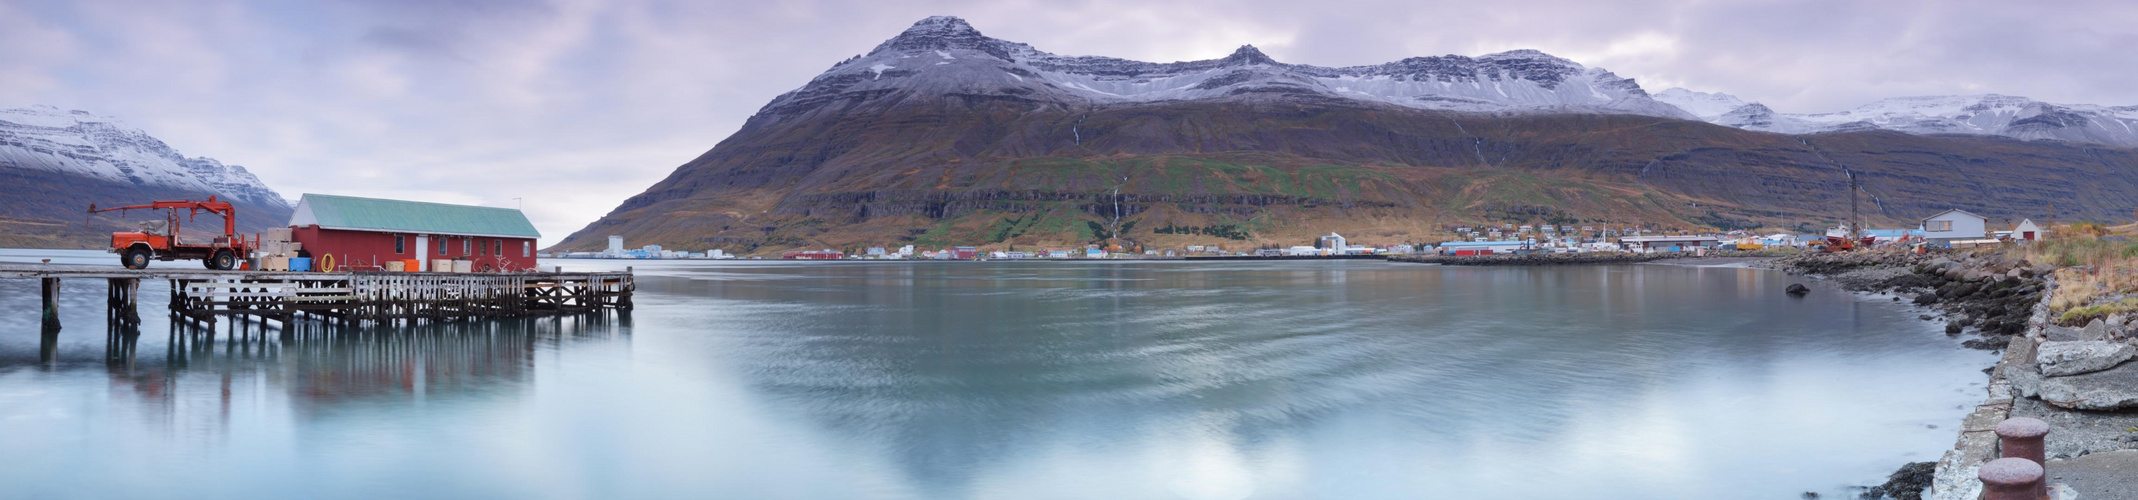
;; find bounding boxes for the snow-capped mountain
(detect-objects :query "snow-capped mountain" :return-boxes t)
[1650,88,1750,121]
[0,105,288,207]
[1654,90,2138,147]
[758,16,1694,120]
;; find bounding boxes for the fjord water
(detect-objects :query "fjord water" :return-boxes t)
[0,250,1993,499]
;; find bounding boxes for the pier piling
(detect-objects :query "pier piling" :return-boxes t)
[41,277,61,333]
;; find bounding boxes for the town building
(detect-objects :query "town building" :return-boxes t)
[1438,240,1527,255]
[1617,236,1720,253]
[1316,233,1347,251]
[2013,219,2043,242]
[782,249,844,259]
[1919,209,1990,244]
[288,193,541,272]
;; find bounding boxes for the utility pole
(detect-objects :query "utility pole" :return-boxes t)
[1848,171,1861,237]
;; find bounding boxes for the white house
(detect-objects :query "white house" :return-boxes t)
[2012,219,2043,242]
[1317,233,1347,251]
[1920,209,1989,243]
[1618,235,1720,253]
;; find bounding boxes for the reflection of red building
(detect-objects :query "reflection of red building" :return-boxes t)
[289,194,542,272]
[782,250,845,260]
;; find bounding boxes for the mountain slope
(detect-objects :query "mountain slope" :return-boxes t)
[0,106,292,248]
[555,17,2138,254]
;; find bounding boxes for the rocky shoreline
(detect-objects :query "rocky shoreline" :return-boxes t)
[1767,249,2138,500]
[1388,252,1682,266]
[1765,250,2049,349]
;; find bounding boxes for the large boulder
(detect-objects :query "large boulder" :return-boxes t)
[2036,340,2137,376]
[2037,361,2138,410]
[2042,324,2086,342]
[2080,318,2114,341]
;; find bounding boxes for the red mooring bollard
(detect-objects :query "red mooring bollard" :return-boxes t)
[1979,457,2047,500]
[1995,417,2051,499]
[1996,417,2050,465]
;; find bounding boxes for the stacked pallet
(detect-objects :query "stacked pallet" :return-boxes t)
[253,228,303,271]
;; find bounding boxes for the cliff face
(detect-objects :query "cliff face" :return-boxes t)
[554,17,2138,254]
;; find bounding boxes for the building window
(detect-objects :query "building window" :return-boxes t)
[465,238,473,255]
[438,237,448,256]
[395,235,405,254]
[493,239,503,256]
[1929,220,1953,231]
[522,241,531,257]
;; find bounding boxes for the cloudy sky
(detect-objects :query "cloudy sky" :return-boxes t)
[5,0,2134,245]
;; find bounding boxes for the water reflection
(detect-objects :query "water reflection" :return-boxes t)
[69,311,629,433]
[2,256,1993,499]
[690,262,1985,498]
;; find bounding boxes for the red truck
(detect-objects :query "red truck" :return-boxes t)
[89,197,255,270]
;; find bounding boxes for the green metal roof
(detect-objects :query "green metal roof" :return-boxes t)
[292,194,540,238]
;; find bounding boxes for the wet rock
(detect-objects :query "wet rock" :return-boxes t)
[2036,341,2137,377]
[1786,283,1810,296]
[1861,461,1935,500]
[2037,361,2138,410]
[1961,335,2013,350]
[1914,293,1939,305]
[1945,321,1964,335]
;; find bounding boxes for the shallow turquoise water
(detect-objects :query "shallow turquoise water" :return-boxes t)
[0,249,1993,499]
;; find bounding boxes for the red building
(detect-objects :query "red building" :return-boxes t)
[288,194,543,272]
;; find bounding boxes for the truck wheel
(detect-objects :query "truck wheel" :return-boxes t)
[209,250,236,270]
[122,247,151,269]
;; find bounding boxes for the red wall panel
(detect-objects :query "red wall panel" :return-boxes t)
[292,225,537,272]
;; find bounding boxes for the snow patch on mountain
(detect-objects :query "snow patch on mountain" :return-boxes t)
[758,16,1694,120]
[0,105,289,207]
[1657,88,2138,147]
[1652,88,1751,121]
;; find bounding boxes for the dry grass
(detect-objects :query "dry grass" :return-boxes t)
[2017,234,2138,324]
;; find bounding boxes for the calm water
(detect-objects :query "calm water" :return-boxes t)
[0,249,1993,499]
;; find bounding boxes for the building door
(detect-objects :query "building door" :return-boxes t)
[2023,231,2035,241]
[415,235,429,272]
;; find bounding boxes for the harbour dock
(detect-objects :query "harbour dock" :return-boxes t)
[3,263,634,333]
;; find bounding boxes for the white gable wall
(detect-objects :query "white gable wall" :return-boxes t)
[2013,219,2043,240]
[1922,211,1988,240]
[288,195,318,227]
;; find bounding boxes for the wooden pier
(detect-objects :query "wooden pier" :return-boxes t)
[3,263,634,333]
